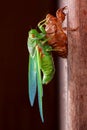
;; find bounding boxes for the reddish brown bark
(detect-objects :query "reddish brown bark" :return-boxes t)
[68,0,87,130]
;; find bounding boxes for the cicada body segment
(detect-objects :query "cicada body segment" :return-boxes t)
[40,44,55,84]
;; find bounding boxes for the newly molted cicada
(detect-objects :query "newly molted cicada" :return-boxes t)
[27,21,55,123]
[27,6,67,123]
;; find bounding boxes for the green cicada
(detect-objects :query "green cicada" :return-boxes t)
[27,20,55,122]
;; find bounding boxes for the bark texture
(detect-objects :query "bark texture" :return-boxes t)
[68,0,87,130]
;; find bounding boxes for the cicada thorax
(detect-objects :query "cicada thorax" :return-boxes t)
[45,7,68,58]
[38,44,55,84]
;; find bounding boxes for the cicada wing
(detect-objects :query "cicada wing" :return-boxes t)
[28,55,37,106]
[36,46,44,123]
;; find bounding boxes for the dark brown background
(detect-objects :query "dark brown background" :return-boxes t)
[0,0,60,130]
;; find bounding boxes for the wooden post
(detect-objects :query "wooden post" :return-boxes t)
[68,0,87,130]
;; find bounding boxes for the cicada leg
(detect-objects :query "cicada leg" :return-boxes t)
[38,19,46,34]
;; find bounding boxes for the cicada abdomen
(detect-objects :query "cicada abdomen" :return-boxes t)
[41,52,55,84]
[38,44,55,84]
[45,7,67,58]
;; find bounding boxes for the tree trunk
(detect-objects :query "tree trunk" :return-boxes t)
[58,1,68,130]
[68,0,87,130]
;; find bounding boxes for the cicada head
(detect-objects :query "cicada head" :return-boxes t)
[29,29,39,38]
[56,8,66,22]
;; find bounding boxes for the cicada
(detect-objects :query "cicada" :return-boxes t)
[27,7,67,123]
[45,6,68,58]
[27,21,55,122]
